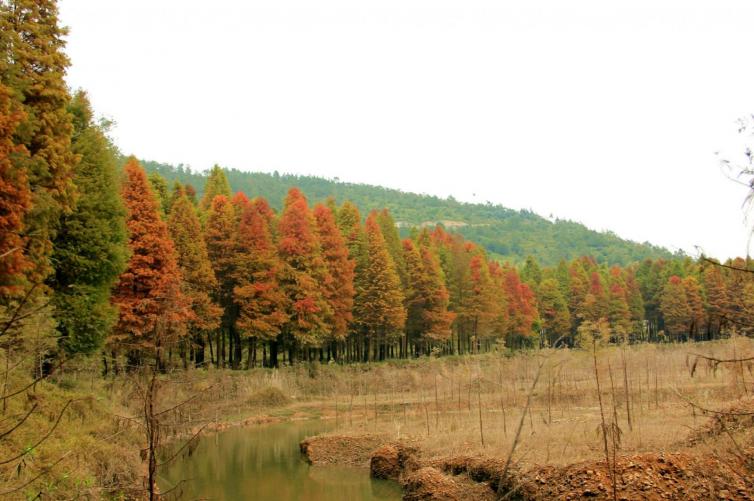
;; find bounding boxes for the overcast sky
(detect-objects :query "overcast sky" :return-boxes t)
[58,0,754,260]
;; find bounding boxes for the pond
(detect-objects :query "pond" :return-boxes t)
[158,420,403,500]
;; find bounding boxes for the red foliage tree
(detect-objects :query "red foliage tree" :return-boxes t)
[111,159,191,365]
[234,197,289,367]
[0,84,31,297]
[277,188,333,353]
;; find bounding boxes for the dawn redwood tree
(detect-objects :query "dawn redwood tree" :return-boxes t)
[0,83,31,297]
[148,172,170,217]
[659,275,691,341]
[567,259,589,333]
[702,264,728,338]
[458,252,498,353]
[204,194,238,367]
[377,208,407,289]
[50,91,128,356]
[313,203,355,350]
[503,265,538,348]
[625,268,645,340]
[111,158,191,368]
[277,188,333,359]
[682,276,706,340]
[199,164,231,212]
[168,193,221,367]
[537,278,571,347]
[231,191,251,218]
[354,211,405,361]
[234,197,289,368]
[487,260,510,342]
[403,238,453,355]
[0,0,77,284]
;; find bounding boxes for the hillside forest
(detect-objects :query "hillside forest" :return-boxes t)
[142,160,678,267]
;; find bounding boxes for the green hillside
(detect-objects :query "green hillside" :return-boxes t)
[141,160,678,266]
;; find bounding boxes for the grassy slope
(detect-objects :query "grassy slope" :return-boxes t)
[141,160,678,266]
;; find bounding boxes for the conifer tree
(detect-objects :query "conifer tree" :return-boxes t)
[199,165,231,212]
[567,259,589,330]
[337,200,364,255]
[277,188,333,353]
[234,197,289,367]
[111,159,190,365]
[659,275,691,341]
[702,264,728,338]
[503,266,538,347]
[50,91,127,355]
[354,211,405,360]
[168,193,221,366]
[377,208,407,288]
[231,191,251,218]
[625,268,646,334]
[204,194,238,367]
[682,275,705,340]
[403,239,453,354]
[313,203,355,343]
[521,255,543,291]
[458,252,498,351]
[148,172,170,217]
[0,83,31,297]
[537,278,570,346]
[0,0,77,283]
[167,180,184,213]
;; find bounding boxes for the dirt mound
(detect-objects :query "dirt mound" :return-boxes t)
[508,451,753,500]
[300,433,386,467]
[429,455,509,487]
[686,395,754,447]
[370,442,421,480]
[402,466,496,501]
[245,386,290,408]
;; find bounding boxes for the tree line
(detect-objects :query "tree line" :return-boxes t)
[1,0,751,375]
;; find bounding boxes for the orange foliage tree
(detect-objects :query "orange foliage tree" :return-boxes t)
[111,159,191,367]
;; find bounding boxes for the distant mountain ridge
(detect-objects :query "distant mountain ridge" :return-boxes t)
[141,160,679,266]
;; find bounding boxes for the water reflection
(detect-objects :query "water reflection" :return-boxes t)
[158,420,402,500]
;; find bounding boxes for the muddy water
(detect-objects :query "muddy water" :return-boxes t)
[158,420,402,500]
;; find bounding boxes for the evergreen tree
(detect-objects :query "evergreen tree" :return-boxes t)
[50,91,127,355]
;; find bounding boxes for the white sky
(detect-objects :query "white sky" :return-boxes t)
[59,0,754,260]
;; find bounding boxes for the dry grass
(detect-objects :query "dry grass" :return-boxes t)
[2,337,751,498]
[313,337,754,468]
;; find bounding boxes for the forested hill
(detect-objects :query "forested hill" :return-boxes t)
[141,160,678,266]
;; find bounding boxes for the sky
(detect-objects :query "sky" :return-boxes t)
[58,0,754,260]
